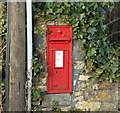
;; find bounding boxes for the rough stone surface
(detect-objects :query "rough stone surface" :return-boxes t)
[73,39,85,61]
[75,101,101,111]
[42,94,72,107]
[74,61,85,70]
[100,102,117,111]
[42,107,52,111]
[60,106,71,111]
[74,92,83,96]
[94,91,114,102]
[79,75,90,81]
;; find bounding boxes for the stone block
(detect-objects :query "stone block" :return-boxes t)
[98,81,118,91]
[75,101,101,111]
[74,96,84,102]
[73,69,83,75]
[79,75,90,81]
[74,92,83,97]
[100,102,117,111]
[80,83,87,89]
[60,106,71,111]
[94,91,114,102]
[42,107,52,111]
[74,61,85,70]
[73,39,85,61]
[42,94,71,107]
[92,84,99,91]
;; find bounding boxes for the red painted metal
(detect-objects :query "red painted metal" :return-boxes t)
[47,26,72,93]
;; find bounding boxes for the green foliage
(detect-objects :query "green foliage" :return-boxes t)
[32,88,41,106]
[31,49,48,110]
[1,2,7,73]
[32,50,48,78]
[48,31,53,35]
[52,101,61,111]
[33,2,119,83]
[68,107,81,111]
[32,51,47,110]
[0,2,7,111]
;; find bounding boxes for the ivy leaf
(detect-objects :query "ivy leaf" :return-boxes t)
[99,48,105,55]
[111,66,118,73]
[71,3,75,6]
[10,82,14,86]
[89,3,95,7]
[49,31,53,35]
[94,3,98,10]
[108,5,114,12]
[110,77,113,83]
[34,28,41,34]
[44,72,48,77]
[46,8,53,14]
[33,89,40,98]
[51,15,56,20]
[46,2,53,8]
[87,27,97,35]
[56,8,63,14]
[64,2,71,7]
[88,77,95,83]
[100,8,106,15]
[41,12,45,16]
[89,19,95,25]
[116,77,120,82]
[81,39,86,43]
[82,5,85,9]
[96,68,103,74]
[88,48,96,56]
[79,13,85,20]
[102,2,107,7]
[1,82,5,87]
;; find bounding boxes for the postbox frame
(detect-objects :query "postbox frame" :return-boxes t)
[47,26,72,93]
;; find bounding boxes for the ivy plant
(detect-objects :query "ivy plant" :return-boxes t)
[31,50,48,111]
[33,2,119,83]
[0,2,7,111]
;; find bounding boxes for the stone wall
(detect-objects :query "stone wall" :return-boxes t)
[33,4,119,111]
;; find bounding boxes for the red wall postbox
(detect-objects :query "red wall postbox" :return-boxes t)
[47,26,72,93]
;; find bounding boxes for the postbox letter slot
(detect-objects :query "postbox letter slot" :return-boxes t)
[50,40,68,41]
[50,40,70,44]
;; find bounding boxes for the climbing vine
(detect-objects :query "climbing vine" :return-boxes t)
[0,2,7,111]
[31,50,48,111]
[0,2,7,74]
[33,2,119,83]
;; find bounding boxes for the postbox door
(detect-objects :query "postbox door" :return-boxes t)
[52,50,69,89]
